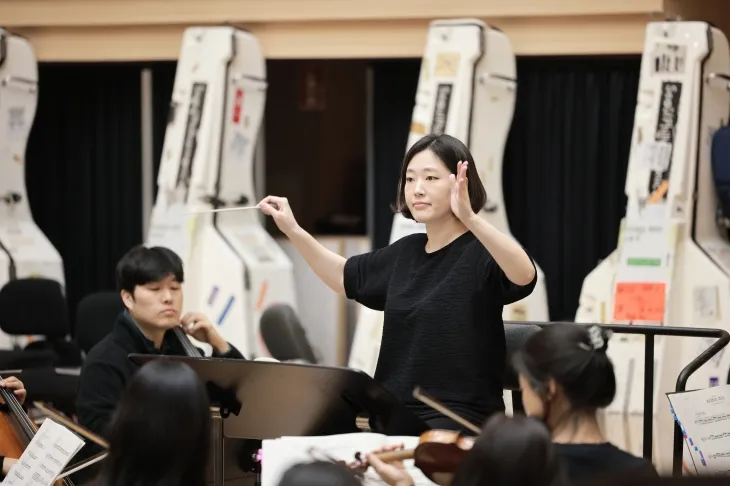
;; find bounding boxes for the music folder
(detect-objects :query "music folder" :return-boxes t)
[127,353,428,439]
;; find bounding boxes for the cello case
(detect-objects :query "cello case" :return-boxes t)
[711,123,730,235]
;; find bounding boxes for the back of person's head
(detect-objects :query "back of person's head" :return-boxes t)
[95,359,211,486]
[116,245,184,295]
[452,414,565,486]
[512,323,616,423]
[278,461,362,486]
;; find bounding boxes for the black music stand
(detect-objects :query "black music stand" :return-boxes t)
[128,354,428,486]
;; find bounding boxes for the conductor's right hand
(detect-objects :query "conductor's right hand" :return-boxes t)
[258,196,299,236]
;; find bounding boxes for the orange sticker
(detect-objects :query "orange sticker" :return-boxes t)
[613,281,666,322]
[256,281,268,311]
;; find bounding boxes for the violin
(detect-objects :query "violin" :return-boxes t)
[0,375,76,485]
[353,387,483,483]
[360,429,476,480]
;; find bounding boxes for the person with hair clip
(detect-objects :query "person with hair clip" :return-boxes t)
[511,323,658,483]
[360,413,566,486]
[88,359,212,486]
[259,133,537,431]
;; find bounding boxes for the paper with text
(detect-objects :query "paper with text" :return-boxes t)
[261,433,435,486]
[1,419,85,485]
[667,385,730,475]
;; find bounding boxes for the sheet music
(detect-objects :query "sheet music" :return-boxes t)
[261,433,434,486]
[1,419,85,485]
[667,385,730,475]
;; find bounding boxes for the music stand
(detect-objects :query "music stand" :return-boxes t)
[128,354,428,486]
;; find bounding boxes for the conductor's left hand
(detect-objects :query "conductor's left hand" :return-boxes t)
[450,160,475,223]
[0,376,26,405]
[181,312,230,354]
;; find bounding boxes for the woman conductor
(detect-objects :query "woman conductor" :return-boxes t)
[258,133,537,431]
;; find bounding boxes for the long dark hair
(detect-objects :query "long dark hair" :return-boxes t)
[94,359,211,486]
[512,323,616,421]
[452,414,565,486]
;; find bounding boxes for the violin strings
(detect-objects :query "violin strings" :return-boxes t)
[0,377,35,437]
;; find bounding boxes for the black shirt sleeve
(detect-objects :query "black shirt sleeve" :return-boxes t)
[210,342,246,360]
[76,359,127,439]
[482,247,538,305]
[343,242,402,311]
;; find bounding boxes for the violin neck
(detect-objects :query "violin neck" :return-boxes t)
[374,449,414,463]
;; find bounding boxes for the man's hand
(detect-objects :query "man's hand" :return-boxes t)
[0,377,26,405]
[180,312,230,354]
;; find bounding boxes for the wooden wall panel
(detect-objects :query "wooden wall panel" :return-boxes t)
[1,0,727,61]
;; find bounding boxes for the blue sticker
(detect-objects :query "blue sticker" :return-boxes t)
[217,295,235,326]
[208,286,219,306]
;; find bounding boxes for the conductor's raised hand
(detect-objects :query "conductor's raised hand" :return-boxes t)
[450,161,474,223]
[258,196,299,236]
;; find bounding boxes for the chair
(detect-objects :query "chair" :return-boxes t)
[0,278,83,415]
[503,322,542,413]
[259,304,318,363]
[74,291,125,355]
[0,277,79,368]
[16,290,124,416]
[22,291,124,416]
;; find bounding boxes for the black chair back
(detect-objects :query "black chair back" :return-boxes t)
[0,278,69,338]
[503,322,542,389]
[503,323,542,413]
[75,291,124,354]
[259,304,317,363]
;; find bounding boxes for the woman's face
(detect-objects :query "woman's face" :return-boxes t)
[404,149,454,224]
[518,373,546,419]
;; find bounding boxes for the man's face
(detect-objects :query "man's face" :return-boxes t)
[121,274,183,330]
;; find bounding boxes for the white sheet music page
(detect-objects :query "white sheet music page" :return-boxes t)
[667,385,730,475]
[1,418,85,485]
[261,433,433,486]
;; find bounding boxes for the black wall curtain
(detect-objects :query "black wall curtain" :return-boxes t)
[370,56,641,321]
[25,63,145,331]
[503,56,640,320]
[370,60,423,248]
[150,62,177,200]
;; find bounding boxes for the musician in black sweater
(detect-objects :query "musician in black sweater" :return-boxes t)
[259,134,537,431]
[73,245,244,483]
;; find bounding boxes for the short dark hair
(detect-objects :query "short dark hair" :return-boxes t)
[115,245,184,294]
[512,323,616,410]
[452,414,566,486]
[393,134,488,220]
[96,360,212,486]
